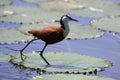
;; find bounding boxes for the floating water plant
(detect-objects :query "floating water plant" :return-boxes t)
[9,52,112,74]
[91,16,120,33]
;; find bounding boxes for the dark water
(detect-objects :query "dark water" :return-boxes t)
[0,0,120,80]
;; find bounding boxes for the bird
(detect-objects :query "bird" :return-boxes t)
[19,14,78,65]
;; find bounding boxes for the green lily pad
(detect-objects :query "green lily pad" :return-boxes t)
[25,0,120,17]
[0,0,12,16]
[67,22,103,39]
[91,16,120,33]
[71,0,120,17]
[18,22,59,34]
[0,0,12,5]
[31,74,115,80]
[1,0,120,23]
[10,52,112,73]
[0,6,64,23]
[0,22,103,44]
[0,28,32,44]
[18,22,103,40]
[39,1,84,12]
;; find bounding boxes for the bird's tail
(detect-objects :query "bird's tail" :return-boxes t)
[28,30,32,34]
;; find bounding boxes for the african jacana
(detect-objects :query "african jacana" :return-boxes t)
[20,14,78,65]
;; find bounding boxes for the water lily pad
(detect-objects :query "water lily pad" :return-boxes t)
[0,0,12,5]
[31,74,115,80]
[67,22,103,39]
[10,52,112,73]
[0,6,64,23]
[39,1,84,12]
[0,0,120,23]
[91,16,120,33]
[18,23,59,35]
[0,22,103,44]
[71,0,120,17]
[18,22,103,40]
[25,0,120,17]
[0,28,32,44]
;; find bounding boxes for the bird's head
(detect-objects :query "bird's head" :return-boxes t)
[60,14,78,22]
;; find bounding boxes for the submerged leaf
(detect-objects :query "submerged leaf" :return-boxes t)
[31,74,115,80]
[91,16,120,33]
[10,52,112,73]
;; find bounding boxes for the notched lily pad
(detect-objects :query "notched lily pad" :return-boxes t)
[10,52,112,74]
[91,16,120,33]
[31,74,115,80]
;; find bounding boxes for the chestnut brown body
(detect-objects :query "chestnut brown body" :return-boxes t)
[28,26,64,44]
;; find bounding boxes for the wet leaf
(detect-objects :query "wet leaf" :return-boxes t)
[31,74,115,80]
[91,16,120,33]
[10,52,112,73]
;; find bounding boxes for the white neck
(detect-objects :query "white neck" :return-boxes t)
[62,21,69,37]
[60,16,70,37]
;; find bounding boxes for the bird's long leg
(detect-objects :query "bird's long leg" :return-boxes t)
[40,43,50,65]
[20,38,38,61]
